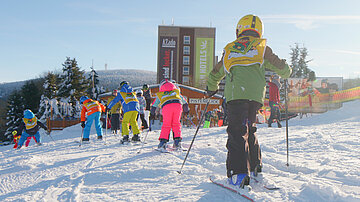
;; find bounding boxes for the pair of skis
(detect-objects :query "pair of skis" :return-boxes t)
[209,175,279,201]
[154,144,188,153]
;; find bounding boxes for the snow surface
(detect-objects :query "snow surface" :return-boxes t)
[0,100,359,201]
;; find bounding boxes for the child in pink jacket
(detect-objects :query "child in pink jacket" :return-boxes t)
[151,80,187,150]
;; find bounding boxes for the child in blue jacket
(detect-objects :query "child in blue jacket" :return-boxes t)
[107,81,141,143]
[15,109,48,149]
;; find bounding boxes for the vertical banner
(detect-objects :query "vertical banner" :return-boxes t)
[158,36,178,82]
[195,38,214,89]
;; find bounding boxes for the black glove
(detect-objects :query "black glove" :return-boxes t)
[43,126,48,131]
[81,121,85,128]
[205,87,218,98]
[150,113,155,121]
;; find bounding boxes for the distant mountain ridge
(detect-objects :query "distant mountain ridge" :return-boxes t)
[97,69,157,90]
[0,69,157,98]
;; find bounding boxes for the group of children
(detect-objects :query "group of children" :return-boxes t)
[13,79,188,150]
[94,79,188,148]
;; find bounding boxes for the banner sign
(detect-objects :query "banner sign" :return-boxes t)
[189,98,220,105]
[158,36,177,82]
[274,77,358,113]
[195,38,214,89]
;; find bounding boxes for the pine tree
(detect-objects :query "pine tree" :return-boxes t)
[58,57,88,118]
[290,43,300,78]
[289,43,315,79]
[38,72,60,121]
[86,67,104,100]
[4,90,24,142]
[21,80,42,113]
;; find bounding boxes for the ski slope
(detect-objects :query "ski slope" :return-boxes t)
[0,100,359,201]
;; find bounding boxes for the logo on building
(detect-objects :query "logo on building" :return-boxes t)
[162,38,176,48]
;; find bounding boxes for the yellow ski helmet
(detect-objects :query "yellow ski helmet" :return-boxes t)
[236,14,263,38]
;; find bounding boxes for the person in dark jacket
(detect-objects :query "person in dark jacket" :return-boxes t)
[268,75,282,128]
[142,84,152,111]
[15,109,48,149]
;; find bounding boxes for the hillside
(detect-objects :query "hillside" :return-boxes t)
[0,100,359,201]
[0,69,157,98]
[96,69,157,90]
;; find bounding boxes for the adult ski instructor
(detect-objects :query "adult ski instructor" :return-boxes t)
[205,14,292,188]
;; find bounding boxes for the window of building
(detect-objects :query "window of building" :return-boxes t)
[183,66,189,75]
[183,46,190,55]
[183,56,190,65]
[183,76,190,85]
[184,36,190,44]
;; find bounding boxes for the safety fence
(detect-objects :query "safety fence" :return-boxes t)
[46,118,80,132]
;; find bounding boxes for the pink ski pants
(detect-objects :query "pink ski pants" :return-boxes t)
[159,103,182,140]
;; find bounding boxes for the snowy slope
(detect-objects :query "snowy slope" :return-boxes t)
[0,100,359,201]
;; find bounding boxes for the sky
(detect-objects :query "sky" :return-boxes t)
[1,0,360,83]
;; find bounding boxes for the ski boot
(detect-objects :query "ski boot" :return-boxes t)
[131,134,141,142]
[251,164,262,177]
[228,173,250,189]
[97,135,103,140]
[120,135,130,144]
[157,139,168,151]
[277,120,282,128]
[173,137,182,149]
[82,138,90,144]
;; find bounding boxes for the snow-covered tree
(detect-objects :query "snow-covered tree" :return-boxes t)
[38,72,62,121]
[86,67,105,100]
[57,57,88,118]
[289,43,314,79]
[4,90,24,142]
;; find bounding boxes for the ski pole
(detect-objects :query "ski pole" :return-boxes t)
[47,131,55,142]
[284,79,289,167]
[104,111,108,145]
[178,98,210,174]
[137,120,152,154]
[79,128,84,147]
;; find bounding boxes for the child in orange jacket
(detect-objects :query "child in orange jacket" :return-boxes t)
[80,96,106,142]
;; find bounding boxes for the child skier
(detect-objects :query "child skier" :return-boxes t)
[107,89,122,134]
[142,84,152,111]
[203,110,213,128]
[151,79,187,150]
[206,14,292,188]
[80,96,106,142]
[268,75,282,128]
[136,89,149,130]
[14,109,48,149]
[107,81,141,143]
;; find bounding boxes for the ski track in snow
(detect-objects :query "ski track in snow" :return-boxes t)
[0,100,359,201]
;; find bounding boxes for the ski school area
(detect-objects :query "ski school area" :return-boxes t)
[0,100,359,201]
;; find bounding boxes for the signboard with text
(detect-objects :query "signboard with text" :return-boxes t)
[195,38,214,89]
[189,98,220,105]
[158,36,178,82]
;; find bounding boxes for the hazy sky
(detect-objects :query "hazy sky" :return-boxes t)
[1,0,360,83]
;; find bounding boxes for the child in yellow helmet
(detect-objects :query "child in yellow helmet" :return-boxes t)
[206,14,292,188]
